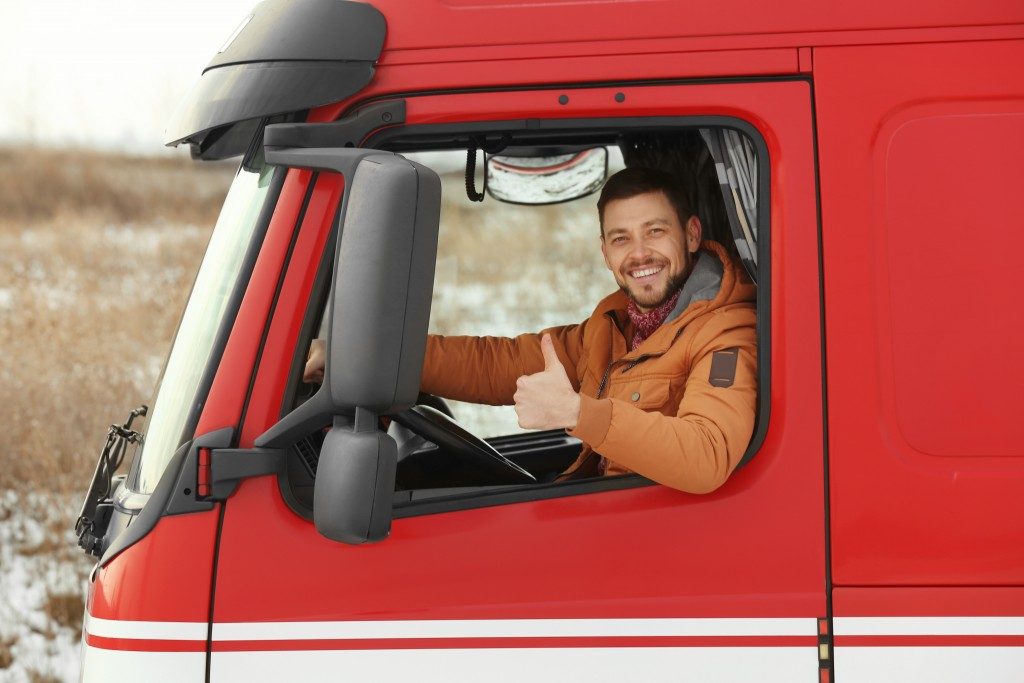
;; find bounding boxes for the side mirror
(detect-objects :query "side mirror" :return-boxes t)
[256,143,441,544]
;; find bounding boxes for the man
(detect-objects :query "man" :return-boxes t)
[306,167,757,494]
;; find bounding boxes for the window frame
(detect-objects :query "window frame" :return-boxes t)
[126,161,286,496]
[277,114,771,520]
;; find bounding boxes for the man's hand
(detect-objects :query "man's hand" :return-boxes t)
[513,334,581,430]
[303,338,326,383]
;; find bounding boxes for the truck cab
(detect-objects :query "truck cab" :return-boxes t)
[76,1,1024,680]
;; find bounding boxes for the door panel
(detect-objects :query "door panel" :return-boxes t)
[817,37,1024,681]
[212,80,824,680]
[816,39,1024,586]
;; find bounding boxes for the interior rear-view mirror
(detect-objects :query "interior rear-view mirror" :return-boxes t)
[486,146,607,205]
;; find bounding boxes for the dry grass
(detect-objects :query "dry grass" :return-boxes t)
[0,146,234,492]
[27,671,62,683]
[0,146,233,226]
[42,591,84,634]
[0,636,14,669]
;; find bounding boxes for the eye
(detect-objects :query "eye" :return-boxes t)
[611,235,627,245]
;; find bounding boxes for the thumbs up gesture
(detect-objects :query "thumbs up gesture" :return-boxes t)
[513,335,582,430]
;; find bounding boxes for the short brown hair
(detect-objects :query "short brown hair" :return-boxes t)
[597,167,695,235]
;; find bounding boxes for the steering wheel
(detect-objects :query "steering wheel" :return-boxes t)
[391,405,536,485]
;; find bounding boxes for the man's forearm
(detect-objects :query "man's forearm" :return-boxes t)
[421,334,536,405]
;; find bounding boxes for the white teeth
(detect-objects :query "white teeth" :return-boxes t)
[630,266,662,278]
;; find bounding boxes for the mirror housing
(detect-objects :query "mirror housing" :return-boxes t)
[315,411,398,543]
[256,141,441,543]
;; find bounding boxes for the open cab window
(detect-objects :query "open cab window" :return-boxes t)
[280,123,767,518]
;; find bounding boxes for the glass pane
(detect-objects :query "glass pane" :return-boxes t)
[135,163,275,493]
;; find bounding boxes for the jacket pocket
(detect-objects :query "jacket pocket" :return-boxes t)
[611,377,672,411]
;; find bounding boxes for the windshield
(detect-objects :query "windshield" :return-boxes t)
[135,162,275,493]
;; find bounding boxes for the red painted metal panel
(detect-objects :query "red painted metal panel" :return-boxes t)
[215,81,825,627]
[399,83,788,125]
[84,635,207,653]
[87,510,220,622]
[816,39,1024,585]
[238,173,343,447]
[374,25,1024,71]
[883,111,1024,458]
[367,0,1024,58]
[195,169,314,437]
[196,104,340,438]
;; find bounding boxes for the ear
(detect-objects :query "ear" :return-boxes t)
[685,216,702,253]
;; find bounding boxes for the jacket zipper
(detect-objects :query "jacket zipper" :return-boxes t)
[596,357,644,398]
[558,317,651,480]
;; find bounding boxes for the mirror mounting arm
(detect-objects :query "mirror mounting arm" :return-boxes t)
[264,100,406,151]
[353,406,379,433]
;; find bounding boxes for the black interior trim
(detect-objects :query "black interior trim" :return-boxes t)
[392,474,653,518]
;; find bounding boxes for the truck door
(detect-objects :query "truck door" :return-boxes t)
[210,80,826,681]
[816,39,1024,679]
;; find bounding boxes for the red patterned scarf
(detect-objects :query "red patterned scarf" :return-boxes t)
[626,289,681,351]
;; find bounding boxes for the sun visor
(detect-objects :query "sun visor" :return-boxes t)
[165,0,385,159]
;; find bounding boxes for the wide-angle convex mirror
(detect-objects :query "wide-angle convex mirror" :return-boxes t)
[256,143,441,546]
[486,146,607,205]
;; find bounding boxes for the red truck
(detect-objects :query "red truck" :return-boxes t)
[74,0,1024,680]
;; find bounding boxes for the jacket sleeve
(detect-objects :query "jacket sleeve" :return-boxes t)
[421,323,587,405]
[568,309,757,494]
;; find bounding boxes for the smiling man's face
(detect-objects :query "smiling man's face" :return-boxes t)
[600,190,702,312]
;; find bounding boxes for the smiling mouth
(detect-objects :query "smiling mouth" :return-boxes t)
[628,265,664,282]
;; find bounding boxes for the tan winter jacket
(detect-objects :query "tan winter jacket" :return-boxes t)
[421,240,757,494]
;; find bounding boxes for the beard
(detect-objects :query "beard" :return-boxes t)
[619,254,694,311]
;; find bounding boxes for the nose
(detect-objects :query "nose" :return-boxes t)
[627,235,654,262]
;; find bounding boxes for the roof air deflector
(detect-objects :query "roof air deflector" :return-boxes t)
[164,0,386,160]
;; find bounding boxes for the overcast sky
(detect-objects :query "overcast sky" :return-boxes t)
[2,0,259,155]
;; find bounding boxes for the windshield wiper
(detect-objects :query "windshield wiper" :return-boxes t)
[75,405,147,557]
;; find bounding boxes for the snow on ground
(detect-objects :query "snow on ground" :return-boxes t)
[0,491,91,683]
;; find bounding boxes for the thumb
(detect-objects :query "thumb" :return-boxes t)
[540,334,562,373]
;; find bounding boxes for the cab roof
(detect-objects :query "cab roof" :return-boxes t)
[371,0,1024,61]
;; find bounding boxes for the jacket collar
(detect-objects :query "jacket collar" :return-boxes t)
[592,240,753,361]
